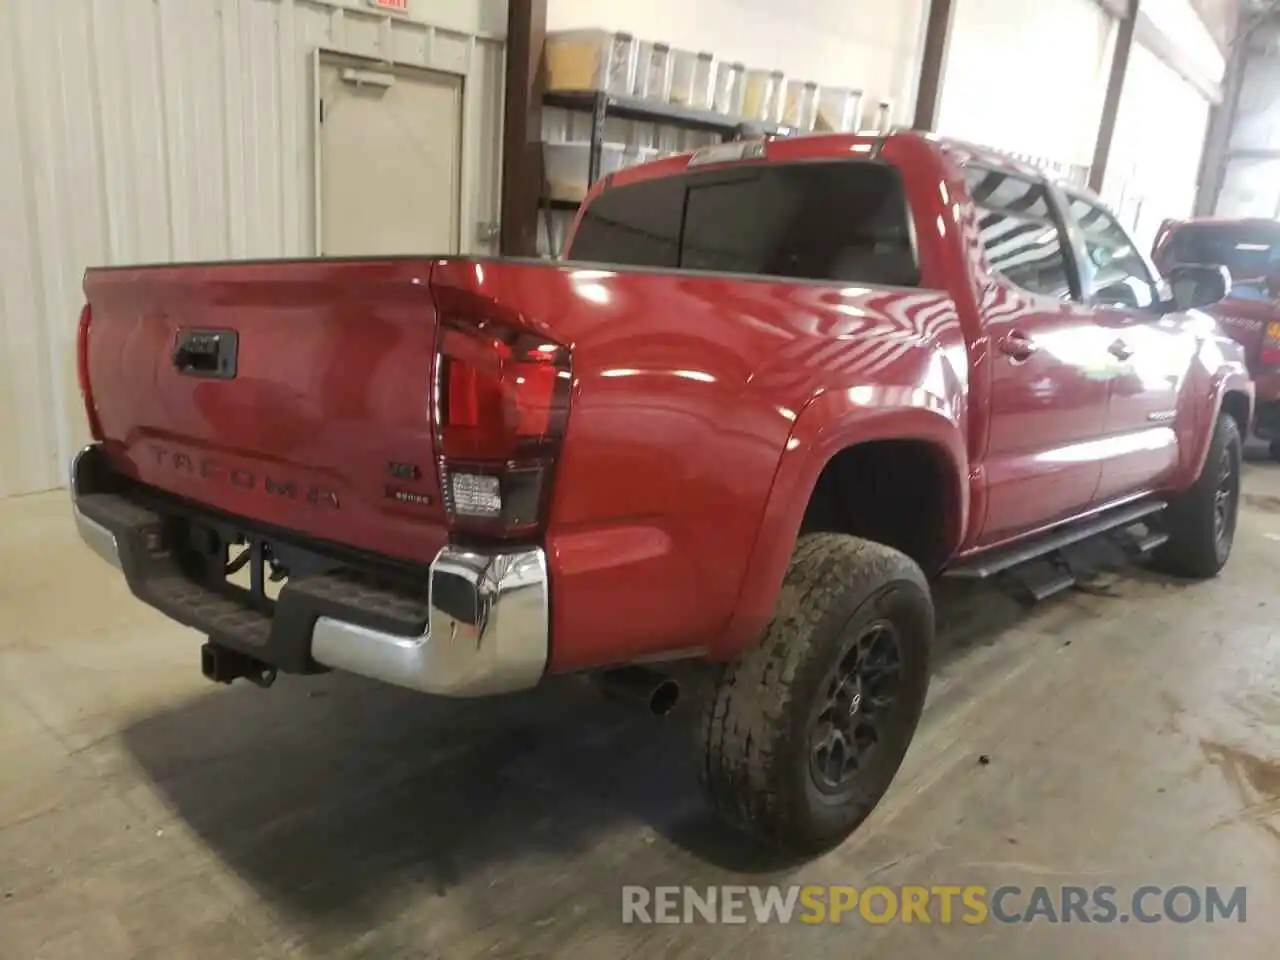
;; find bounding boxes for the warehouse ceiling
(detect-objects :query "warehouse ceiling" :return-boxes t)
[1190,0,1244,47]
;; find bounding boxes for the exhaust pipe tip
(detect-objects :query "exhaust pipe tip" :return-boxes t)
[649,677,680,716]
[594,666,680,716]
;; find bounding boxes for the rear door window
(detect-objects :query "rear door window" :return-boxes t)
[963,166,1076,300]
[568,160,919,287]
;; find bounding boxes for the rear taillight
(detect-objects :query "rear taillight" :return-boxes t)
[434,316,572,538]
[1262,323,1280,368]
[76,303,104,440]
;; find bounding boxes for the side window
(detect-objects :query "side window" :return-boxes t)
[1065,196,1156,309]
[963,166,1074,301]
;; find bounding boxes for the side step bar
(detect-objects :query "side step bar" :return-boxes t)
[944,500,1167,580]
[1013,561,1077,602]
[1127,528,1170,554]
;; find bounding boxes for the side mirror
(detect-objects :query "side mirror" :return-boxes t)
[1166,263,1230,311]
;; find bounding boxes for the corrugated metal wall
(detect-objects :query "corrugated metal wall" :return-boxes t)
[0,0,506,499]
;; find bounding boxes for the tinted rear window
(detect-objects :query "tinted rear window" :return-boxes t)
[567,160,919,286]
[1163,222,1280,279]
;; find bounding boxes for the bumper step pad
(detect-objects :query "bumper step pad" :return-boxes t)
[70,444,549,696]
[286,572,429,637]
[73,492,429,671]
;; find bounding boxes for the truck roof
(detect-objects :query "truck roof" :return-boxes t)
[604,128,1082,196]
[1164,215,1280,228]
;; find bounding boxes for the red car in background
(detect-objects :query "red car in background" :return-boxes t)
[1153,217,1280,458]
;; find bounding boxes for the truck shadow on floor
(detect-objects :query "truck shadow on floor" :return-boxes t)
[115,577,1067,941]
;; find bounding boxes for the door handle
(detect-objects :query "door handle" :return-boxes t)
[998,331,1038,362]
[1108,338,1134,362]
[173,329,238,379]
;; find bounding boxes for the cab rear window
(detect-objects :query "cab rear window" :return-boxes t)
[567,160,919,287]
[1163,222,1280,280]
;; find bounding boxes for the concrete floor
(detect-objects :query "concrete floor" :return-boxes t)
[3,463,1280,959]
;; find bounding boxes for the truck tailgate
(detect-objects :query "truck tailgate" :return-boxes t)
[1209,297,1276,371]
[82,258,449,563]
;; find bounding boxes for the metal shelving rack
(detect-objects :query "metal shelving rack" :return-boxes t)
[542,89,794,206]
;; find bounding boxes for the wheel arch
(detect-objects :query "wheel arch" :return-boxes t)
[1220,389,1251,442]
[1178,359,1253,490]
[712,395,968,660]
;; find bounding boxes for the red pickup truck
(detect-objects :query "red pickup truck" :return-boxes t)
[72,131,1251,854]
[1152,216,1280,458]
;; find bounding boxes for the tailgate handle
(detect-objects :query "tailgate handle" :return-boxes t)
[173,329,238,379]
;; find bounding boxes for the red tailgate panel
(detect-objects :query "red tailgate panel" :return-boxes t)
[84,258,449,564]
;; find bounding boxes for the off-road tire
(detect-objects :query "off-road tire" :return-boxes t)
[697,534,932,854]
[1152,413,1242,579]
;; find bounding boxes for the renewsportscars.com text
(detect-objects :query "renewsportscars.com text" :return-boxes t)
[621,884,1247,925]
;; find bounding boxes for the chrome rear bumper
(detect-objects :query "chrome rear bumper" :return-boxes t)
[75,507,122,570]
[70,444,549,697]
[309,548,548,696]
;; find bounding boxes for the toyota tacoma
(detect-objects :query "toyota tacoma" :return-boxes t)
[72,131,1251,853]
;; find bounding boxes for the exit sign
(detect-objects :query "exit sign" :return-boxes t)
[367,0,409,13]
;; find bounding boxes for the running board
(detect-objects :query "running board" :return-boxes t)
[944,500,1167,580]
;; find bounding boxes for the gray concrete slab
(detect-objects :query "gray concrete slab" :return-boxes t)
[2,460,1280,958]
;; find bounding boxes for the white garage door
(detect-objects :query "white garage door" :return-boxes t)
[936,0,1112,169]
[1102,44,1212,251]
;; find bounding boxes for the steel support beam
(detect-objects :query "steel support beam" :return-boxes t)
[912,0,956,131]
[1223,146,1280,161]
[1195,58,1250,215]
[1195,2,1280,214]
[1090,0,1140,192]
[499,0,547,256]
[1133,10,1224,102]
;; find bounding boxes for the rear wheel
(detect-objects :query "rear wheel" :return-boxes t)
[1152,413,1241,578]
[697,534,932,854]
[1269,439,1280,462]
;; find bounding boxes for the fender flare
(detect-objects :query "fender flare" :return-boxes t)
[711,390,969,659]
[1176,352,1253,491]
